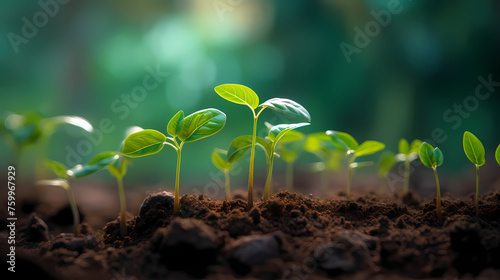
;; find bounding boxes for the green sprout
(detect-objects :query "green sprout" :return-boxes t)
[276,130,306,191]
[377,150,397,191]
[226,123,309,201]
[496,144,500,166]
[214,84,310,208]
[40,153,120,235]
[396,138,423,194]
[121,108,226,212]
[463,131,485,217]
[418,142,444,219]
[211,148,234,201]
[327,131,385,200]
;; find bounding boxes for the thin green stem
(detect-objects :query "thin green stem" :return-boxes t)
[433,167,442,220]
[66,185,80,235]
[286,161,294,191]
[225,170,231,201]
[174,143,183,212]
[247,115,258,209]
[264,155,275,201]
[403,158,410,194]
[347,165,352,200]
[117,176,127,236]
[475,164,479,217]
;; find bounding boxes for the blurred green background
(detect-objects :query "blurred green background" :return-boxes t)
[1,0,499,193]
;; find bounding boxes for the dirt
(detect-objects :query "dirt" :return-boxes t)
[2,188,500,280]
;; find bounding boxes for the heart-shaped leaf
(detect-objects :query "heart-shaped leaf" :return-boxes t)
[419,142,443,168]
[496,144,500,166]
[354,141,385,157]
[122,129,167,157]
[463,131,485,166]
[46,160,68,179]
[378,151,396,178]
[167,110,184,137]
[212,148,232,171]
[398,138,409,155]
[214,84,259,110]
[178,108,226,143]
[268,123,309,144]
[68,152,120,178]
[326,130,359,151]
[227,135,271,163]
[260,98,311,122]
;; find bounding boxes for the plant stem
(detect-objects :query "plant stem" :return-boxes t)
[403,158,410,194]
[475,164,479,217]
[224,170,231,201]
[433,167,442,220]
[117,176,127,236]
[66,185,80,235]
[247,116,258,209]
[174,144,183,212]
[286,161,294,191]
[264,155,275,201]
[347,165,352,201]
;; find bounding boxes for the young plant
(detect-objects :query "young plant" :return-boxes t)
[463,131,485,217]
[377,150,397,191]
[211,148,234,201]
[496,144,500,166]
[276,130,306,191]
[418,142,444,219]
[121,108,226,212]
[214,84,310,208]
[396,138,423,194]
[40,153,121,235]
[327,130,385,200]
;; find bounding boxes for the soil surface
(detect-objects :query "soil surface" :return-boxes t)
[2,187,500,280]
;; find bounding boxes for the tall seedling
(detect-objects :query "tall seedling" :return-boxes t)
[463,131,485,217]
[214,84,310,208]
[418,142,444,219]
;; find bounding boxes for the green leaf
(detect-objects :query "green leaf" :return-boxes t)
[41,115,93,134]
[121,129,167,157]
[278,130,304,143]
[212,149,232,171]
[68,152,120,178]
[434,147,444,167]
[107,157,129,178]
[409,139,423,153]
[227,135,271,163]
[419,142,443,168]
[4,112,43,148]
[463,131,485,166]
[326,130,359,151]
[378,151,396,178]
[260,98,311,122]
[398,138,409,155]
[178,108,226,143]
[496,144,500,166]
[167,110,184,137]
[46,160,68,179]
[354,141,385,157]
[214,84,259,110]
[268,123,309,143]
[305,133,332,154]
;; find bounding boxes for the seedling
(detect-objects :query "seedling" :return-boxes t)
[40,152,120,235]
[396,138,423,194]
[211,148,234,201]
[463,131,485,217]
[276,130,305,191]
[214,84,310,207]
[327,130,385,200]
[121,108,226,211]
[496,144,500,166]
[418,142,444,219]
[377,150,397,191]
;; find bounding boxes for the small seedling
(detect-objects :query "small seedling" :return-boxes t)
[121,108,226,211]
[327,130,385,200]
[377,150,397,191]
[211,148,234,201]
[396,138,423,194]
[496,144,500,166]
[418,142,444,219]
[214,84,310,208]
[463,131,485,217]
[276,130,305,191]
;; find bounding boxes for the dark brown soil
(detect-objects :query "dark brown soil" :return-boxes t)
[2,189,500,280]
